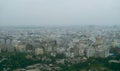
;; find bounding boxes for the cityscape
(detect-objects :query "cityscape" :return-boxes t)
[1,0,120,71]
[0,26,120,71]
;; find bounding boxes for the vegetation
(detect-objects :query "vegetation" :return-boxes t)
[58,56,120,71]
[0,53,41,71]
[0,52,120,71]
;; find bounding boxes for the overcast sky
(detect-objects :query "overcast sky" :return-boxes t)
[0,0,120,26]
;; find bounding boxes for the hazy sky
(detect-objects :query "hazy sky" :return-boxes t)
[0,0,120,26]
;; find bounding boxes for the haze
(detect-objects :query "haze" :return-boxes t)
[0,0,120,26]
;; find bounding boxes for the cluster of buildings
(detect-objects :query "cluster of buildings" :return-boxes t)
[14,63,62,71]
[0,26,120,58]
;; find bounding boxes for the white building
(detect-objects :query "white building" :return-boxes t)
[35,48,44,55]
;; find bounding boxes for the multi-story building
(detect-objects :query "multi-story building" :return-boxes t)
[35,48,44,55]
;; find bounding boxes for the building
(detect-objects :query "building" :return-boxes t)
[86,45,109,58]
[35,48,44,55]
[15,44,26,52]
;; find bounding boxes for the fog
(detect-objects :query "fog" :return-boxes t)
[0,0,120,26]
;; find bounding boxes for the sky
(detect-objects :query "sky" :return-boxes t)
[0,0,120,26]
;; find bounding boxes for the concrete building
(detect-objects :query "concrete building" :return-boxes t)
[87,47,96,58]
[15,44,26,52]
[86,45,109,58]
[35,48,44,55]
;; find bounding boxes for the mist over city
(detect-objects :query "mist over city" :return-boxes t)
[0,0,120,71]
[1,0,120,26]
